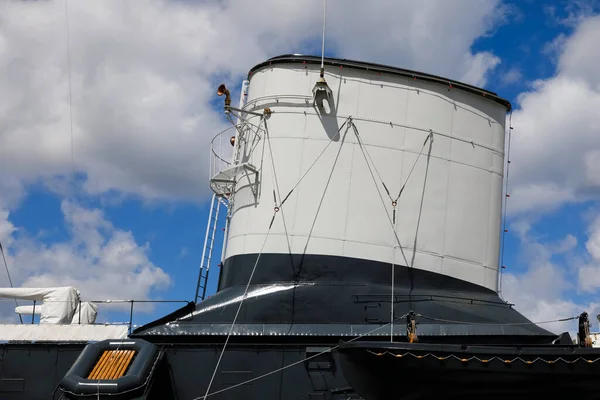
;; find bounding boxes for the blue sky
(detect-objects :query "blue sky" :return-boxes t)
[1,0,600,334]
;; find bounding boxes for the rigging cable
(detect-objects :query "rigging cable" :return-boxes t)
[299,121,350,261]
[350,123,411,276]
[207,305,575,400]
[265,116,351,333]
[350,121,434,338]
[499,110,513,298]
[349,121,410,268]
[416,312,578,326]
[0,242,22,323]
[202,207,278,399]
[279,117,351,207]
[264,119,294,265]
[64,0,75,177]
[392,132,433,209]
[320,0,327,78]
[194,313,410,400]
[200,139,356,399]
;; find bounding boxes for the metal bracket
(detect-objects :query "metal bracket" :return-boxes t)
[312,78,333,109]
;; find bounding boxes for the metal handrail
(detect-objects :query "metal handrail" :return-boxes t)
[241,94,313,113]
[209,126,236,181]
[209,113,265,182]
[2,298,192,335]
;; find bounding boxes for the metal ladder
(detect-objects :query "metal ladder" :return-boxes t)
[194,193,222,303]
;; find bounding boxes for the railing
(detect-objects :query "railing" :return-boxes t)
[209,95,315,185]
[209,113,267,182]
[1,299,192,335]
[241,94,313,114]
[209,126,236,182]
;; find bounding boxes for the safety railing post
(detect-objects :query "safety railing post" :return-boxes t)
[129,300,134,335]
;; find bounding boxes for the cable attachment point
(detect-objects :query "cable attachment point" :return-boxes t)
[406,311,418,343]
[425,130,434,145]
[263,107,272,116]
[274,206,280,213]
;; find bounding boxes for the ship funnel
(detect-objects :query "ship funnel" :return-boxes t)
[219,56,511,295]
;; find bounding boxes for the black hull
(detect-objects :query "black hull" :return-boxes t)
[0,254,588,399]
[5,338,600,400]
[1,339,362,400]
[338,342,600,399]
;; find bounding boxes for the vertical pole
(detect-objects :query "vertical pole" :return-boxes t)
[78,300,81,324]
[391,247,395,342]
[129,301,134,336]
[220,208,230,264]
[320,0,327,78]
[31,301,36,324]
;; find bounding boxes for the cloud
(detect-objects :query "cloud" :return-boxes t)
[578,214,600,292]
[0,201,170,322]
[0,210,16,250]
[0,0,506,207]
[509,15,600,216]
[500,67,522,85]
[544,0,600,28]
[459,51,501,87]
[542,33,568,63]
[503,217,598,336]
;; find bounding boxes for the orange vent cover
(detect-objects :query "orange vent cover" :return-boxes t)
[87,350,136,380]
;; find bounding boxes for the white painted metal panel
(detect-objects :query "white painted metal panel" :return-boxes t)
[224,62,508,291]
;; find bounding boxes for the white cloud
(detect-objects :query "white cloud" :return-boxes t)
[509,15,600,215]
[503,219,598,336]
[0,201,170,322]
[556,233,578,253]
[460,51,501,87]
[503,268,582,336]
[545,0,600,28]
[0,0,506,207]
[508,183,576,216]
[578,214,600,292]
[501,67,522,85]
[0,210,16,249]
[542,33,568,63]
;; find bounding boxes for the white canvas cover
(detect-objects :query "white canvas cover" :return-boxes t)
[15,301,98,324]
[72,301,98,324]
[0,287,80,324]
[14,305,43,315]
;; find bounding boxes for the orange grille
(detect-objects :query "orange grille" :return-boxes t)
[87,350,136,380]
